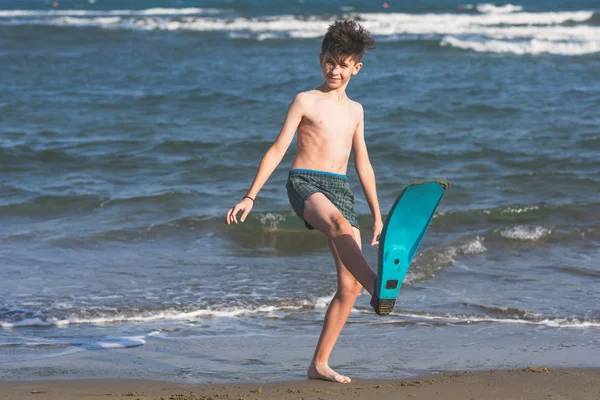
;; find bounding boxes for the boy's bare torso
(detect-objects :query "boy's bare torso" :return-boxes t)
[291,89,361,174]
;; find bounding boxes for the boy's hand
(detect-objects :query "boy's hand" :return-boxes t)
[371,218,383,247]
[226,198,254,224]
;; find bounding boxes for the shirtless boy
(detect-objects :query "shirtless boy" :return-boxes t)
[226,20,381,384]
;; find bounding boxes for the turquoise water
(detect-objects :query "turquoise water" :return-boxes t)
[1,0,599,383]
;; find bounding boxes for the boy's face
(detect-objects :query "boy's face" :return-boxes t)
[319,52,362,89]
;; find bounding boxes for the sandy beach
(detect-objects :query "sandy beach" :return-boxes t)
[2,367,599,400]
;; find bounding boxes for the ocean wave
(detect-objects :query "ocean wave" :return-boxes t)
[59,211,302,247]
[0,299,336,328]
[0,189,199,220]
[15,11,593,32]
[434,202,599,229]
[587,11,600,26]
[83,336,146,350]
[550,265,600,279]
[404,236,487,284]
[151,202,599,233]
[374,310,600,329]
[40,199,599,249]
[441,35,600,55]
[5,302,599,331]
[0,194,106,218]
[0,336,145,357]
[469,3,525,14]
[151,139,221,154]
[0,8,223,17]
[0,9,597,55]
[258,212,288,230]
[460,236,488,255]
[0,335,145,364]
[0,145,79,165]
[436,236,489,262]
[460,302,533,318]
[499,225,551,241]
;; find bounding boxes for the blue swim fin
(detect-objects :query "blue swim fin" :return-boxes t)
[371,180,450,316]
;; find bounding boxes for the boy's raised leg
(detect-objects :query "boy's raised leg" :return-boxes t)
[308,229,363,383]
[303,193,376,295]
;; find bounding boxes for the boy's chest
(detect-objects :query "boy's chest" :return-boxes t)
[303,102,358,135]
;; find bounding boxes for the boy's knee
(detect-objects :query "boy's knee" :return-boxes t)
[338,280,362,299]
[326,214,353,238]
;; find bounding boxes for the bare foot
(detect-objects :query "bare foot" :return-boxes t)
[307,362,351,383]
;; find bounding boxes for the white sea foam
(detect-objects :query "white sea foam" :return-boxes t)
[502,205,540,214]
[257,33,279,41]
[500,226,551,240]
[404,237,487,285]
[431,236,487,265]
[1,317,69,328]
[442,35,600,55]
[0,8,597,55]
[1,10,594,32]
[469,3,525,14]
[258,212,287,230]
[84,336,146,350]
[404,270,426,285]
[313,295,333,309]
[382,312,600,329]
[0,8,223,17]
[0,300,343,328]
[461,236,488,255]
[2,336,145,351]
[229,32,252,40]
[309,294,363,313]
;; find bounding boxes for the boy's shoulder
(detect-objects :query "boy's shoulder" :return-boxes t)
[293,89,319,103]
[288,90,320,113]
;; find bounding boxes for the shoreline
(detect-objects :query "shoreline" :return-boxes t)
[2,367,599,400]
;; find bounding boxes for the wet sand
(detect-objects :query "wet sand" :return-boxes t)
[1,367,599,400]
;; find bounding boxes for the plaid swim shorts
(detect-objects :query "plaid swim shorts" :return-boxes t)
[286,168,359,230]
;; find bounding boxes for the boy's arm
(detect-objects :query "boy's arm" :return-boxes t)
[352,104,383,246]
[226,93,305,224]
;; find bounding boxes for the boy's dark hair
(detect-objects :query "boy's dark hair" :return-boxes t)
[321,20,375,63]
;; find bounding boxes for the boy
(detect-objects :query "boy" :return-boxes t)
[226,20,381,384]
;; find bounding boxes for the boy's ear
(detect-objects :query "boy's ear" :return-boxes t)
[352,62,363,76]
[319,53,324,64]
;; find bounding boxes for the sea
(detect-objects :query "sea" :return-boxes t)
[0,0,599,384]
